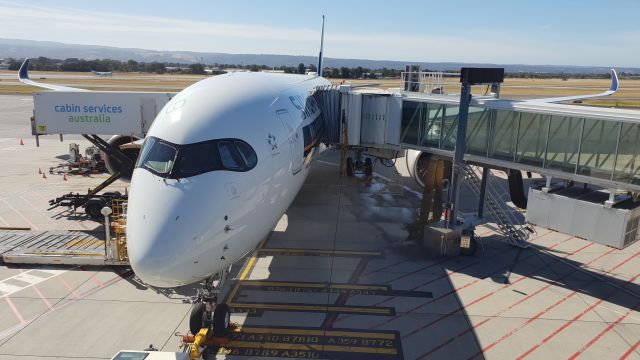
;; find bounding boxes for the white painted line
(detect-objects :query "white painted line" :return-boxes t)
[0,268,68,298]
[0,282,23,294]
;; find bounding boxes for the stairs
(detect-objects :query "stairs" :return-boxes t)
[463,164,532,248]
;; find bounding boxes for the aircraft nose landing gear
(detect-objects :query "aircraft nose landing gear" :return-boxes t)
[183,269,238,359]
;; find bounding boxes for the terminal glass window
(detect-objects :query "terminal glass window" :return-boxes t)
[578,119,620,180]
[441,105,459,151]
[515,113,549,167]
[545,115,582,172]
[400,101,422,145]
[489,110,519,161]
[614,123,640,184]
[466,107,491,156]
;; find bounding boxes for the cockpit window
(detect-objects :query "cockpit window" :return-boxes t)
[218,141,244,170]
[135,136,257,178]
[175,142,221,177]
[234,141,257,168]
[136,137,177,175]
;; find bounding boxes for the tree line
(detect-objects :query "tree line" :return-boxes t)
[3,57,627,79]
[4,56,405,78]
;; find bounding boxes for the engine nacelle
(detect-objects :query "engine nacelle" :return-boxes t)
[403,149,427,188]
[104,135,141,182]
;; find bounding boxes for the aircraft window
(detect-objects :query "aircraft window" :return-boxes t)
[137,137,177,175]
[218,141,244,170]
[234,141,257,169]
[176,142,221,177]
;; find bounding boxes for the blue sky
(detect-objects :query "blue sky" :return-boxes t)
[1,0,639,67]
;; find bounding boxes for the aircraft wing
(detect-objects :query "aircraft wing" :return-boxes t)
[18,58,88,92]
[526,69,618,103]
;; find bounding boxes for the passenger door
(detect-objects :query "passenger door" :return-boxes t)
[276,110,303,174]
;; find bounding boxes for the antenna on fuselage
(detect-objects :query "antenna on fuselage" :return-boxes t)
[317,15,325,77]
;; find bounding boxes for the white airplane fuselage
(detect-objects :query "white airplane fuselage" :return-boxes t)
[126,72,330,287]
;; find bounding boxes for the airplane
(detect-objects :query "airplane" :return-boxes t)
[92,70,113,77]
[18,17,330,337]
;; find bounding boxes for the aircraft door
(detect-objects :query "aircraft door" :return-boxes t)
[277,110,303,174]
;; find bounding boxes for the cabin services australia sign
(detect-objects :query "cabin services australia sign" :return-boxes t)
[33,91,174,136]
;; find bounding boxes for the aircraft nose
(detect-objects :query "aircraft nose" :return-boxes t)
[126,170,225,287]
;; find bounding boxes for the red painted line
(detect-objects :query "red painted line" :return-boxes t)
[568,241,594,256]
[321,257,369,329]
[371,234,572,330]
[620,340,640,360]
[31,284,53,309]
[4,297,26,324]
[56,275,80,299]
[474,249,640,360]
[568,300,640,360]
[0,214,9,226]
[418,246,617,359]
[405,272,532,339]
[469,292,580,359]
[406,239,595,341]
[1,198,38,230]
[80,266,105,287]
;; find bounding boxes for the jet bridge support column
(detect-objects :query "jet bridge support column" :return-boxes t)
[449,68,504,227]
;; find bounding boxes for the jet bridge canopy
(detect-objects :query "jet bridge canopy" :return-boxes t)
[319,82,640,193]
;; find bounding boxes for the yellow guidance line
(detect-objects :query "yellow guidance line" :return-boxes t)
[240,280,388,291]
[240,326,396,339]
[228,302,392,315]
[257,248,382,257]
[226,238,267,305]
[225,341,398,355]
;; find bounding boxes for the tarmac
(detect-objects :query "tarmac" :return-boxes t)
[0,94,638,359]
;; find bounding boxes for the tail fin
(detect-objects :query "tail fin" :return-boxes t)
[317,15,325,77]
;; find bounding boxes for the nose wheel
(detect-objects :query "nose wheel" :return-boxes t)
[185,268,236,359]
[190,268,231,336]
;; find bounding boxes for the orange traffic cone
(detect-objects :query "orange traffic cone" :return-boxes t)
[63,173,68,181]
[19,138,24,146]
[38,168,42,174]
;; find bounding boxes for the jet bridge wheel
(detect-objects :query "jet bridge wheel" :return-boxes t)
[212,303,231,336]
[189,301,206,335]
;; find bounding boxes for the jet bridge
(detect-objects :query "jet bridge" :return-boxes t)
[319,71,640,249]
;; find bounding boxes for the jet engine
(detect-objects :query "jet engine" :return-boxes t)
[104,135,141,181]
[404,149,436,188]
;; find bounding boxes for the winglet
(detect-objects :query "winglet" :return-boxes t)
[17,58,86,92]
[609,68,619,92]
[526,68,619,104]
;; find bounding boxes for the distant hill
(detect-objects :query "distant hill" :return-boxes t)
[1,38,638,75]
